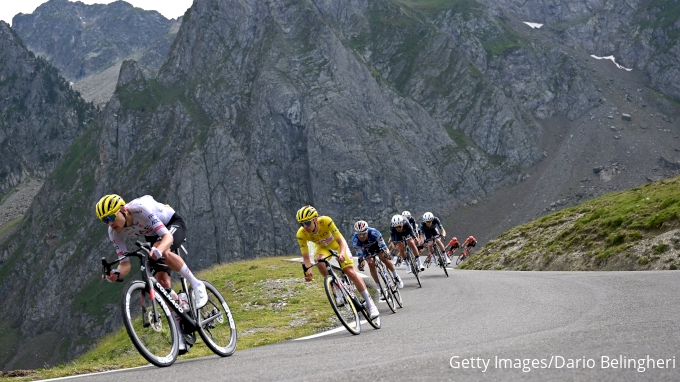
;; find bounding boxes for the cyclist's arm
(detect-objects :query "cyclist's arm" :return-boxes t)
[153,232,174,258]
[334,235,351,262]
[300,250,314,281]
[103,259,130,282]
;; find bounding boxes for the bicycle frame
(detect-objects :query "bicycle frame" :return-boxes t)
[303,253,357,302]
[102,241,222,335]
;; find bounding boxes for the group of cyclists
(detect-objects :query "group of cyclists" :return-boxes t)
[95,194,477,348]
[295,205,477,320]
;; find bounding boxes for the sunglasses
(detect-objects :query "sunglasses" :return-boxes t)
[301,220,313,227]
[101,214,117,224]
[357,231,368,236]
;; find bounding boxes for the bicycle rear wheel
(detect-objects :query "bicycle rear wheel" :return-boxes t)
[455,250,466,265]
[121,281,178,367]
[324,275,360,335]
[195,280,237,357]
[377,266,397,313]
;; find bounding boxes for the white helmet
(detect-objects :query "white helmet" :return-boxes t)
[423,212,434,222]
[391,214,405,227]
[401,211,411,218]
[354,220,368,233]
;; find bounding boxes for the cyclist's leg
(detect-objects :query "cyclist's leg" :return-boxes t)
[313,250,331,278]
[408,238,424,269]
[407,238,419,258]
[155,271,172,289]
[366,257,379,285]
[380,250,396,272]
[397,241,407,259]
[343,263,367,292]
[436,237,446,253]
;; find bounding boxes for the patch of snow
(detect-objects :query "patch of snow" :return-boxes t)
[523,22,543,29]
[590,55,632,71]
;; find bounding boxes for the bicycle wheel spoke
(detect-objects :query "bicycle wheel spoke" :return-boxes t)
[196,281,237,357]
[122,281,177,367]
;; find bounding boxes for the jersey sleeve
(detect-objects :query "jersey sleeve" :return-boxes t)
[109,228,130,261]
[296,227,309,254]
[130,200,170,237]
[368,229,387,249]
[326,218,342,238]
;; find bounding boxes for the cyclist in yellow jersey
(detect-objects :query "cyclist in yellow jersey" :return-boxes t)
[296,205,379,319]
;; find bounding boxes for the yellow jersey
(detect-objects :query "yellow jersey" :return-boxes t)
[296,216,342,254]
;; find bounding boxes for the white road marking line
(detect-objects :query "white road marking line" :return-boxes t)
[294,320,369,340]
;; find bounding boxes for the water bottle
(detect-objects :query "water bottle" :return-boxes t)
[178,292,190,310]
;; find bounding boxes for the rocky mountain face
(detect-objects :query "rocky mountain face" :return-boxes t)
[0,22,94,198]
[0,0,679,371]
[12,0,181,104]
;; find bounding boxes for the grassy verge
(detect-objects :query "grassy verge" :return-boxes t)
[461,175,680,270]
[0,257,337,381]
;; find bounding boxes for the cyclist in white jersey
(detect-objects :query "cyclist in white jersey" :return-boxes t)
[96,194,208,308]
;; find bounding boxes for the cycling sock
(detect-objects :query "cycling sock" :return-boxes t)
[178,264,202,288]
[360,289,373,307]
[392,270,398,278]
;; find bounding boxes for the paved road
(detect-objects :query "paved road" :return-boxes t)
[51,268,680,381]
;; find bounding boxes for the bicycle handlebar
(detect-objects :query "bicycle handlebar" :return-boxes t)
[101,241,154,282]
[423,234,444,243]
[301,250,341,274]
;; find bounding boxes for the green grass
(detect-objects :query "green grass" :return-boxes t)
[0,216,23,237]
[394,0,483,16]
[0,257,339,381]
[461,175,680,270]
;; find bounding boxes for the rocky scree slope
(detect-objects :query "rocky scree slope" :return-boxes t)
[12,0,181,104]
[0,0,679,370]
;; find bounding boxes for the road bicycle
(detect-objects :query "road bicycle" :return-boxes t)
[302,250,380,335]
[423,236,449,277]
[456,245,473,265]
[102,241,237,367]
[365,251,403,313]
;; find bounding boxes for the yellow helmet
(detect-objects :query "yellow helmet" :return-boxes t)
[296,205,318,223]
[95,194,125,220]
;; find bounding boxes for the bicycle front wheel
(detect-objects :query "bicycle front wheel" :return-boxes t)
[435,247,449,277]
[407,250,422,288]
[121,281,178,367]
[377,268,397,313]
[389,272,404,308]
[195,280,237,357]
[324,276,361,335]
[455,253,464,265]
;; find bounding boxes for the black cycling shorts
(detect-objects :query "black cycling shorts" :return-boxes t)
[145,212,187,251]
[145,213,187,274]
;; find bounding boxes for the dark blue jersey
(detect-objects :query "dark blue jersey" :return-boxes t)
[351,228,387,258]
[419,217,444,239]
[406,216,419,236]
[390,222,415,242]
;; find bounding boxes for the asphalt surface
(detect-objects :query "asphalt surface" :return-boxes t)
[49,265,680,381]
